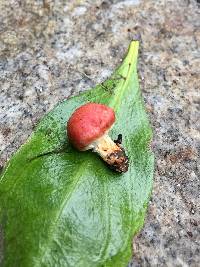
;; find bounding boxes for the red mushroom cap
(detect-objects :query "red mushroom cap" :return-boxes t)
[67,103,115,150]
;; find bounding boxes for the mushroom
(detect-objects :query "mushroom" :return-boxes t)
[67,102,129,173]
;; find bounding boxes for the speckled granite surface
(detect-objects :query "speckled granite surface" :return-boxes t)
[0,0,200,266]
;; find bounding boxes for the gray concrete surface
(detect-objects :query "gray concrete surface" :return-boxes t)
[0,0,199,266]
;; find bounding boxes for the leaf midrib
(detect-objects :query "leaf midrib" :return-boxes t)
[110,41,138,111]
[36,160,88,266]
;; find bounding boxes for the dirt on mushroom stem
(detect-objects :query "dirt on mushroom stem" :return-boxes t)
[86,133,129,173]
[105,147,129,173]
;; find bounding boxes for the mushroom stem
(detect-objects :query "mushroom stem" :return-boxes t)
[85,134,129,173]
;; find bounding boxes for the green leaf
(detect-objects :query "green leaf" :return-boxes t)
[0,41,154,267]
